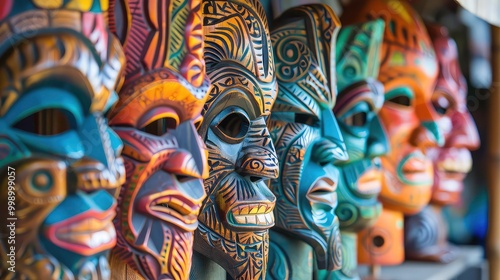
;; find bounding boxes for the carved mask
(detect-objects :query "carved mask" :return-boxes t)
[268,5,347,271]
[0,1,125,278]
[342,0,441,215]
[425,24,480,205]
[194,0,279,279]
[107,0,209,279]
[334,19,388,232]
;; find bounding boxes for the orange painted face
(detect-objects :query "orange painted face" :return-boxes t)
[108,1,209,279]
[425,24,480,205]
[342,0,441,215]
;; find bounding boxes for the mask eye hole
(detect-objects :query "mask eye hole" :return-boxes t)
[343,111,367,127]
[386,87,414,108]
[432,93,453,115]
[295,113,320,127]
[13,108,75,135]
[141,117,178,136]
[387,95,412,107]
[216,112,250,140]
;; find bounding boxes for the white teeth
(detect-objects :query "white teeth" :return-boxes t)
[438,158,472,173]
[59,224,116,248]
[233,213,274,226]
[88,228,114,248]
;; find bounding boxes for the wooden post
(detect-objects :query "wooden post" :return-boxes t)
[370,265,381,279]
[488,25,500,280]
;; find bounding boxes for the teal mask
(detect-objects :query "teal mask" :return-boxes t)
[268,4,347,272]
[0,1,125,278]
[334,19,389,232]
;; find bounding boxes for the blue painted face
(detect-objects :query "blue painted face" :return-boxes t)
[334,20,389,232]
[268,4,347,271]
[0,3,126,278]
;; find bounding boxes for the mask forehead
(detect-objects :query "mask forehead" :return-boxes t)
[201,0,277,119]
[427,24,466,103]
[342,0,437,96]
[335,20,385,116]
[336,20,384,95]
[272,5,339,114]
[0,3,122,117]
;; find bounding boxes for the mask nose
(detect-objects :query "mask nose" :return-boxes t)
[169,120,209,179]
[410,121,445,149]
[447,112,480,150]
[411,101,445,149]
[315,109,348,165]
[235,117,279,181]
[366,116,390,158]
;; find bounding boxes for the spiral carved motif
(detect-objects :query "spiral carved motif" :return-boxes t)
[404,206,439,253]
[274,37,311,82]
[336,202,359,228]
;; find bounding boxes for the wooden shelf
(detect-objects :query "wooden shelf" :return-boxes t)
[358,246,486,280]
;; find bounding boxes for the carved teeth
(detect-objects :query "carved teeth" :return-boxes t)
[233,213,274,226]
[438,158,472,174]
[232,204,273,215]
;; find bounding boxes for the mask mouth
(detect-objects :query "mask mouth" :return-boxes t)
[227,203,275,230]
[44,207,116,256]
[357,168,383,195]
[436,148,472,176]
[307,177,338,228]
[397,151,433,186]
[148,193,201,231]
[217,175,276,231]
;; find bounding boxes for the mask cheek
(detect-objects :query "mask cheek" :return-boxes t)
[7,159,67,244]
[106,127,123,156]
[16,131,84,160]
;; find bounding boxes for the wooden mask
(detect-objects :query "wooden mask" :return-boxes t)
[425,23,480,205]
[267,4,346,274]
[334,19,387,232]
[0,0,125,278]
[107,0,209,279]
[194,0,279,279]
[342,0,440,216]
[404,23,480,264]
[315,19,389,280]
[342,0,441,266]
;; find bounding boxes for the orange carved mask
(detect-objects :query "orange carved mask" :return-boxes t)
[342,0,441,215]
[107,0,209,279]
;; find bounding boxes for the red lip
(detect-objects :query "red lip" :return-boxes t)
[307,178,338,207]
[44,208,116,256]
[398,152,433,185]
